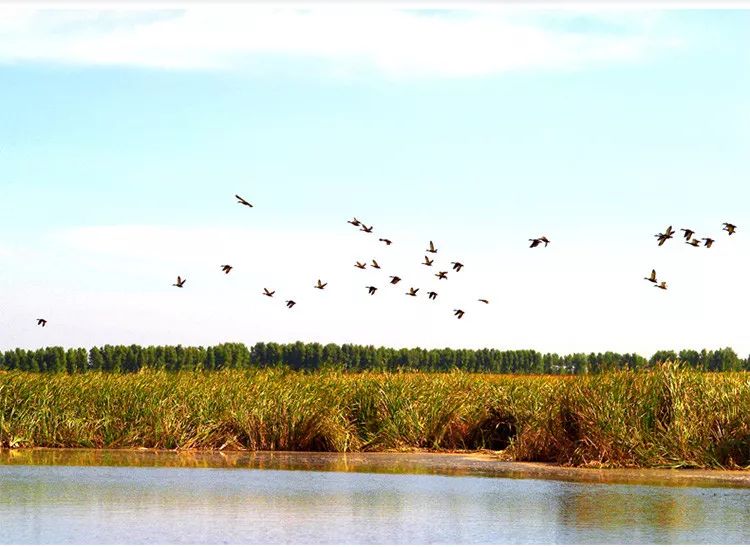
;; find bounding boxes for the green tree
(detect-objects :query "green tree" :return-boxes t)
[89,347,104,371]
[650,350,678,366]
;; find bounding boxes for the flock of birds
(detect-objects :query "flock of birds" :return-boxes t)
[34,193,536,328]
[644,222,738,290]
[339,214,495,320]
[225,194,505,319]
[32,194,739,328]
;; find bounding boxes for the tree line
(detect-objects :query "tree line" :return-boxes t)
[0,342,747,374]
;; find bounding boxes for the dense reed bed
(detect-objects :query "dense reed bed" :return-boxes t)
[1,363,749,468]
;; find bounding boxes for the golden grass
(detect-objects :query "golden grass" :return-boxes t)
[1,363,749,468]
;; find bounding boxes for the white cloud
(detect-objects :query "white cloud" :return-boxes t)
[0,7,677,77]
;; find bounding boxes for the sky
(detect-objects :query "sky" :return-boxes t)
[0,5,749,357]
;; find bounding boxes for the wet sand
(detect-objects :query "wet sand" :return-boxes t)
[2,448,749,488]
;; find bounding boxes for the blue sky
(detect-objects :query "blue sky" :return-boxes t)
[1,7,749,356]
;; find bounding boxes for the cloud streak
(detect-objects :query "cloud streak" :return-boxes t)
[0,7,677,77]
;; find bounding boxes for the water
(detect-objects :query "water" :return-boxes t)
[1,450,749,544]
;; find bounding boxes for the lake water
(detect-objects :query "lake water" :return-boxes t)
[1,450,749,544]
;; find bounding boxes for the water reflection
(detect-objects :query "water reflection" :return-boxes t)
[557,483,750,544]
[1,449,749,489]
[1,464,749,544]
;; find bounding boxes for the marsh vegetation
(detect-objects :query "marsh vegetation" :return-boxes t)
[1,363,749,469]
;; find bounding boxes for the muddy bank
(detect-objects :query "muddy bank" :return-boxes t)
[2,448,749,489]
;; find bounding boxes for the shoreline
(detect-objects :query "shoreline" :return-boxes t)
[3,368,749,469]
[2,448,749,489]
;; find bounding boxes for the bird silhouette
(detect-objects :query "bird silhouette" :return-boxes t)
[366,286,378,295]
[655,233,670,246]
[172,276,186,288]
[263,288,275,297]
[360,224,374,233]
[435,271,448,280]
[529,238,542,248]
[478,299,489,304]
[371,259,381,269]
[644,269,657,283]
[235,194,253,207]
[655,282,668,290]
[428,291,438,300]
[686,238,700,247]
[681,228,695,241]
[723,222,737,235]
[451,261,464,272]
[379,238,392,245]
[422,256,434,266]
[354,261,367,270]
[426,241,438,253]
[347,217,361,227]
[315,280,327,289]
[406,287,419,296]
[453,309,465,319]
[36,318,47,327]
[539,236,550,247]
[285,300,296,309]
[389,276,401,285]
[655,225,675,246]
[702,238,714,248]
[220,265,233,274]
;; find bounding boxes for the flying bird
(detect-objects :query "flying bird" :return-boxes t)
[422,256,434,266]
[172,276,186,288]
[371,259,381,269]
[655,225,675,246]
[478,299,489,304]
[315,280,327,289]
[220,265,233,274]
[426,241,438,254]
[686,238,700,247]
[655,282,668,290]
[354,261,367,270]
[702,238,714,248]
[389,276,401,284]
[406,287,419,296]
[360,225,374,233]
[347,217,361,227]
[529,238,542,248]
[379,238,392,246]
[36,318,47,327]
[681,228,695,241]
[655,234,668,246]
[235,194,253,207]
[451,261,464,272]
[428,291,438,300]
[453,309,465,319]
[366,286,378,295]
[263,288,275,297]
[644,269,657,284]
[539,236,550,247]
[285,300,296,309]
[723,222,737,235]
[435,271,448,280]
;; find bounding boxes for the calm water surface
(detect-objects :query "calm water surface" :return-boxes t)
[1,450,749,544]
